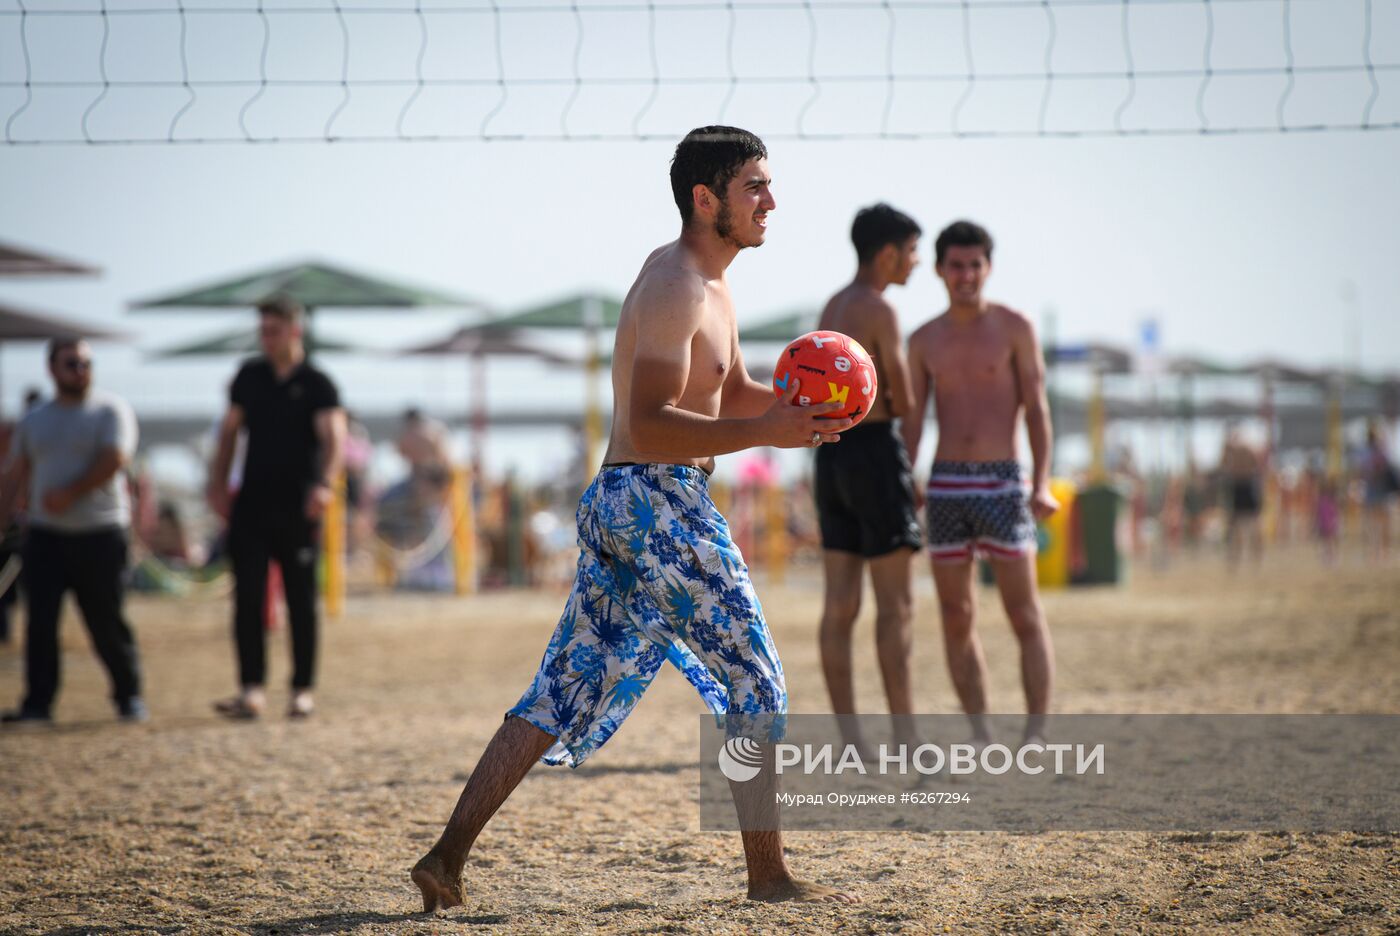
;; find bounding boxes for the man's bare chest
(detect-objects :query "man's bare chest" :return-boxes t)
[932,332,1013,386]
[684,313,734,395]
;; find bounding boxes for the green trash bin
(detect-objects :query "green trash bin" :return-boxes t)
[1075,482,1125,585]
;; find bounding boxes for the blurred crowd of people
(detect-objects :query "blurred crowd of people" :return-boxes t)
[1,341,1395,693]
[1119,420,1399,568]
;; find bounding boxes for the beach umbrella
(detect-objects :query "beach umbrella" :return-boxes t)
[0,303,125,342]
[1165,354,1234,378]
[406,327,575,362]
[402,326,576,470]
[461,292,624,471]
[467,292,624,333]
[149,326,368,358]
[1234,358,1323,386]
[0,301,130,416]
[1044,342,1135,374]
[0,242,101,278]
[129,259,483,354]
[738,309,820,344]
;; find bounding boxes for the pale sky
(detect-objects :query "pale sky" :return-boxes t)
[2,0,1397,478]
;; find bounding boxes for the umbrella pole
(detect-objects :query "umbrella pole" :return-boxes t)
[1179,372,1195,471]
[1043,308,1057,476]
[583,295,604,474]
[1326,378,1343,482]
[1089,370,1106,483]
[304,307,317,358]
[471,350,487,476]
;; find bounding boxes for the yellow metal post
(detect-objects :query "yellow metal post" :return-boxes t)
[583,294,604,476]
[1326,382,1343,481]
[1325,381,1351,538]
[1088,371,1107,482]
[1261,472,1280,544]
[324,470,345,619]
[584,340,602,475]
[764,480,787,585]
[374,541,397,589]
[451,465,476,595]
[711,479,732,517]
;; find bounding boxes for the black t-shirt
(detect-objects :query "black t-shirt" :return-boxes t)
[231,357,340,505]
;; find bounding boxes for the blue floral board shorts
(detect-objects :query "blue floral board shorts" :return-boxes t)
[508,463,787,768]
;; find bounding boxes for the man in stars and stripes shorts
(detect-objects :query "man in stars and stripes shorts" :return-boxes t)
[923,460,1039,563]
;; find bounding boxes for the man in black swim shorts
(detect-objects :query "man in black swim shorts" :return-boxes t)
[813,204,923,756]
[1219,423,1265,567]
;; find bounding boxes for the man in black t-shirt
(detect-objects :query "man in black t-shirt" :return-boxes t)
[206,297,345,719]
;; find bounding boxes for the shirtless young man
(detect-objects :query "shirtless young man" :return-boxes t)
[902,220,1057,747]
[411,126,855,911]
[1218,423,1265,567]
[813,204,922,757]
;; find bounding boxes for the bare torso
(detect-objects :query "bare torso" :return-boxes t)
[909,304,1026,462]
[818,284,895,424]
[1221,441,1261,480]
[603,242,738,474]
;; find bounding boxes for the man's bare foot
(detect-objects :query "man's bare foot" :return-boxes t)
[748,878,856,904]
[411,853,464,912]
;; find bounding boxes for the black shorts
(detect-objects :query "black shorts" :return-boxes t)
[814,420,922,558]
[1229,479,1261,516]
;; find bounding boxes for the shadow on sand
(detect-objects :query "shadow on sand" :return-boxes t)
[545,760,695,779]
[249,909,508,934]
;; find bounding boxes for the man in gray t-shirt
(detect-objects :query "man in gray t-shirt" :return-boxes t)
[0,339,146,725]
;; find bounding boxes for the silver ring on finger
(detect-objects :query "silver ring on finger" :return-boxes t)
[811,431,822,445]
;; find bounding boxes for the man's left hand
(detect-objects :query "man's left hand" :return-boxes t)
[1029,485,1060,521]
[41,486,78,516]
[305,483,333,521]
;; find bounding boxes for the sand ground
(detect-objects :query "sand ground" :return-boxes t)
[2,548,1398,934]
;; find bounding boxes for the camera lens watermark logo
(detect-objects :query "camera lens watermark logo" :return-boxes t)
[717,737,764,782]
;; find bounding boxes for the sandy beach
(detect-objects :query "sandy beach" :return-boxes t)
[2,548,1397,934]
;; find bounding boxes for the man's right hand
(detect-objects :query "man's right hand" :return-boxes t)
[206,480,230,520]
[759,378,855,449]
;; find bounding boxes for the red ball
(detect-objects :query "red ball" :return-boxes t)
[772,330,879,426]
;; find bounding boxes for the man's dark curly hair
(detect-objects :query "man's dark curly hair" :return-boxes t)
[669,126,768,224]
[934,220,994,265]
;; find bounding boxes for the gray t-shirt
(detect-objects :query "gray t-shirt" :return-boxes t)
[11,391,139,532]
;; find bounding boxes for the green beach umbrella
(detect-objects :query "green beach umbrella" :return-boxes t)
[466,291,624,333]
[131,260,475,311]
[129,259,483,355]
[149,325,368,358]
[738,309,820,344]
[463,292,624,472]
